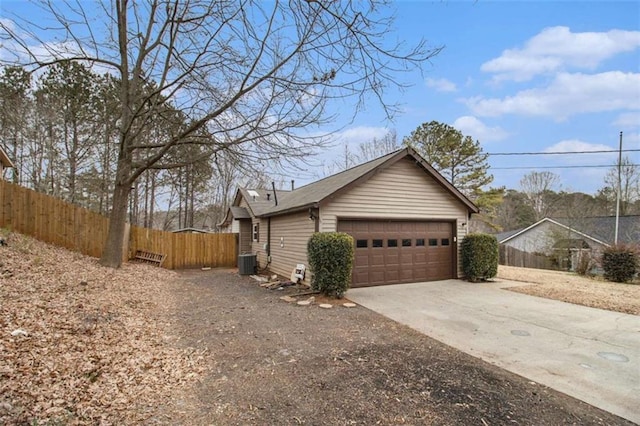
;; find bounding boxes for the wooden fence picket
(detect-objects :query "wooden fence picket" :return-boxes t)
[0,180,237,269]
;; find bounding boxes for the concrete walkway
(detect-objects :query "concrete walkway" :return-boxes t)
[347,279,640,424]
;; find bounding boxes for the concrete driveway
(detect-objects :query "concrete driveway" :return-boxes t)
[347,279,640,424]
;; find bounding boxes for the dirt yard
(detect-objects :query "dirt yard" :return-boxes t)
[498,265,640,315]
[0,233,635,425]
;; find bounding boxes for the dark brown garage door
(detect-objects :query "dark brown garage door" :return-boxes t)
[338,220,455,287]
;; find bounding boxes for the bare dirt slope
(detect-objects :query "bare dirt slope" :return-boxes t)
[498,265,640,315]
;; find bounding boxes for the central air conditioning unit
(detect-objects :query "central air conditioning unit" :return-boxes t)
[238,253,257,275]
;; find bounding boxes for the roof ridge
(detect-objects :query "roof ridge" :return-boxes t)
[290,148,404,192]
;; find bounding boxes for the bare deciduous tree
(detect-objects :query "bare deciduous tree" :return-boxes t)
[519,171,561,221]
[1,0,439,267]
[600,156,640,216]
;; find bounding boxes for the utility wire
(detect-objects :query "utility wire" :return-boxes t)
[492,164,640,170]
[487,149,640,156]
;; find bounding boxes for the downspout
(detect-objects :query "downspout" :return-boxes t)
[267,217,271,262]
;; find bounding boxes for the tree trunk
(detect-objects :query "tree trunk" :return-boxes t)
[100,180,129,268]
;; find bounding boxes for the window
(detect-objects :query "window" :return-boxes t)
[441,238,450,246]
[428,238,438,246]
[356,239,368,248]
[402,239,412,247]
[252,223,259,242]
[416,238,425,247]
[372,239,383,248]
[387,239,398,247]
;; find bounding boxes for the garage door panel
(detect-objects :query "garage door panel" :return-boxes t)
[369,270,386,285]
[385,269,399,282]
[386,222,400,232]
[386,253,399,265]
[355,253,369,266]
[338,220,454,287]
[371,253,385,266]
[400,252,413,264]
[414,252,427,264]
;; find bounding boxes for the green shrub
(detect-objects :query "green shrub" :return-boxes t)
[602,245,638,283]
[307,232,354,298]
[461,233,498,282]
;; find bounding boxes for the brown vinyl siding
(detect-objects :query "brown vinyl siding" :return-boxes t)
[320,157,469,275]
[268,211,315,284]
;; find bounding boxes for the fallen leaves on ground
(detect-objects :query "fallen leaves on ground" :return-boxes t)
[0,232,207,425]
[497,265,640,315]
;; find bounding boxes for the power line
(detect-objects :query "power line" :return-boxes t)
[487,149,640,156]
[492,164,640,170]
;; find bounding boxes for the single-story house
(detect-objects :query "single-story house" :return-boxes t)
[0,145,14,180]
[218,147,479,287]
[497,216,640,270]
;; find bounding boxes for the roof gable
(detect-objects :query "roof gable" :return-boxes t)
[554,216,640,246]
[0,145,14,168]
[233,187,292,217]
[498,216,640,246]
[258,147,479,217]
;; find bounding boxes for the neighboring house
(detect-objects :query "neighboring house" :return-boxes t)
[497,216,640,270]
[218,147,479,287]
[0,145,14,180]
[172,227,212,234]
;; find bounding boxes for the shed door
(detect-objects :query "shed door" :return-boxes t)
[338,220,454,287]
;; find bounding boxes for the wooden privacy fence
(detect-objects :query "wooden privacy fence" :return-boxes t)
[499,245,557,270]
[0,179,110,258]
[129,226,237,269]
[0,180,237,269]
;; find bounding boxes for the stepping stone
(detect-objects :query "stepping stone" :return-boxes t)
[297,300,312,306]
[343,302,357,308]
[319,303,333,309]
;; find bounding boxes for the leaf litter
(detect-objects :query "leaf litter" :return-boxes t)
[0,232,207,425]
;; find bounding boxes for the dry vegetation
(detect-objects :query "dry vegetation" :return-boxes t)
[0,232,207,425]
[498,265,640,315]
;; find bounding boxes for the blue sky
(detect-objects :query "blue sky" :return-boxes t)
[1,1,638,195]
[318,1,640,195]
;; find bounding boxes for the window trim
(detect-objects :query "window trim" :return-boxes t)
[252,223,260,242]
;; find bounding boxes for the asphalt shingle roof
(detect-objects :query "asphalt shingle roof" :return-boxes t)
[553,216,640,245]
[497,216,640,246]
[241,148,478,218]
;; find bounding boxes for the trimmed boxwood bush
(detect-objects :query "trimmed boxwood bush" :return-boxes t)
[307,232,354,298]
[461,233,498,282]
[602,245,639,283]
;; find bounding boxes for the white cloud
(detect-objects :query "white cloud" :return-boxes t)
[337,126,390,146]
[544,140,611,153]
[466,71,640,119]
[482,26,640,82]
[543,139,616,165]
[613,112,640,129]
[425,77,457,92]
[452,116,508,142]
